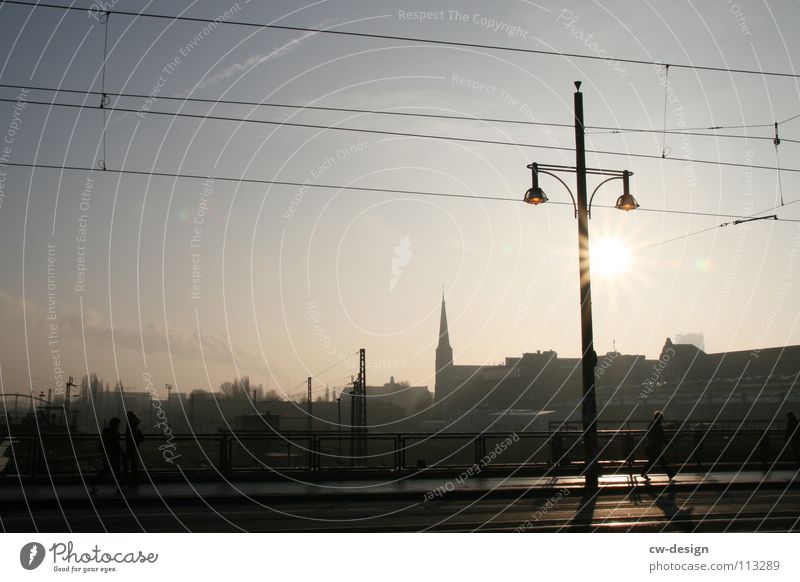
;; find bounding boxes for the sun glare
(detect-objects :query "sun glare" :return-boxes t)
[592,238,632,276]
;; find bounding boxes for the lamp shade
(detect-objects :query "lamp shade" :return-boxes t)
[615,192,639,211]
[524,187,548,205]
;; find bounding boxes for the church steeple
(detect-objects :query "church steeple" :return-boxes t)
[436,291,453,371]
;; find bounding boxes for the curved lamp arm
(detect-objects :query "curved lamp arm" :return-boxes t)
[536,168,578,218]
[588,176,622,219]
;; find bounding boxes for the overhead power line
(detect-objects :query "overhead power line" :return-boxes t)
[3,97,799,175]
[634,200,800,252]
[0,82,790,142]
[1,160,794,223]
[4,0,800,79]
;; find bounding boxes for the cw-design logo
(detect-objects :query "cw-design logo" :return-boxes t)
[20,542,46,570]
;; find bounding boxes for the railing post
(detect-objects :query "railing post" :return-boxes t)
[625,431,634,474]
[693,430,703,468]
[218,434,224,474]
[760,429,770,470]
[219,434,229,474]
[30,437,38,478]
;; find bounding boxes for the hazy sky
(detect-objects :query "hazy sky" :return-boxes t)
[1,0,799,400]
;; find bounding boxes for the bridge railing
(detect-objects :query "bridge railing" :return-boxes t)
[0,429,795,478]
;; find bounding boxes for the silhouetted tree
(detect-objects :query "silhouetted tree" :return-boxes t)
[190,389,215,400]
[219,377,265,400]
[262,389,283,402]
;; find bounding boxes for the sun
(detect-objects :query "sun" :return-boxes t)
[592,238,632,276]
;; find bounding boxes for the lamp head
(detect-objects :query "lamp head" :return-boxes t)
[615,171,639,211]
[524,187,548,205]
[524,163,548,205]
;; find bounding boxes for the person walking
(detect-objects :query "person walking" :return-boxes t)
[124,411,145,487]
[640,410,675,481]
[89,417,122,494]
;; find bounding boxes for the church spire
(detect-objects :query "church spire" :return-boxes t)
[436,290,453,370]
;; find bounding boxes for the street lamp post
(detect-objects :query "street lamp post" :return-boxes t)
[165,383,173,424]
[337,396,342,462]
[524,81,639,489]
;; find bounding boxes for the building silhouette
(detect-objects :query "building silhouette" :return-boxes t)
[433,295,800,425]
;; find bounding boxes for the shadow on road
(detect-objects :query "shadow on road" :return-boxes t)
[642,482,695,532]
[567,490,597,532]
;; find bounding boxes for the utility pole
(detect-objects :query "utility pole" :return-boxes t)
[574,81,599,490]
[307,377,313,432]
[65,376,75,427]
[337,396,342,461]
[350,349,367,460]
[165,384,173,419]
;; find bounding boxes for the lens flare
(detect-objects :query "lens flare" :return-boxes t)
[592,238,632,276]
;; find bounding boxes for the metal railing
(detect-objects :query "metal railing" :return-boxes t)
[0,429,796,478]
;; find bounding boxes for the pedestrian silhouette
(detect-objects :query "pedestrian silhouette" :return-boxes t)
[89,417,122,494]
[124,411,145,487]
[640,411,675,481]
[785,411,800,469]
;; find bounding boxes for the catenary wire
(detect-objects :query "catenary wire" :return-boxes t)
[633,199,800,252]
[2,97,799,175]
[2,159,796,223]
[4,0,800,79]
[0,82,791,142]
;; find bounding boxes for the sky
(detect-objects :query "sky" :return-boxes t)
[1,0,800,401]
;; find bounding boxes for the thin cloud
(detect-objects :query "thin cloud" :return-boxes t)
[194,19,334,91]
[0,289,260,367]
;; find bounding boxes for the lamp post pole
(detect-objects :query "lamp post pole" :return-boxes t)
[524,84,638,489]
[337,397,342,462]
[574,81,599,489]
